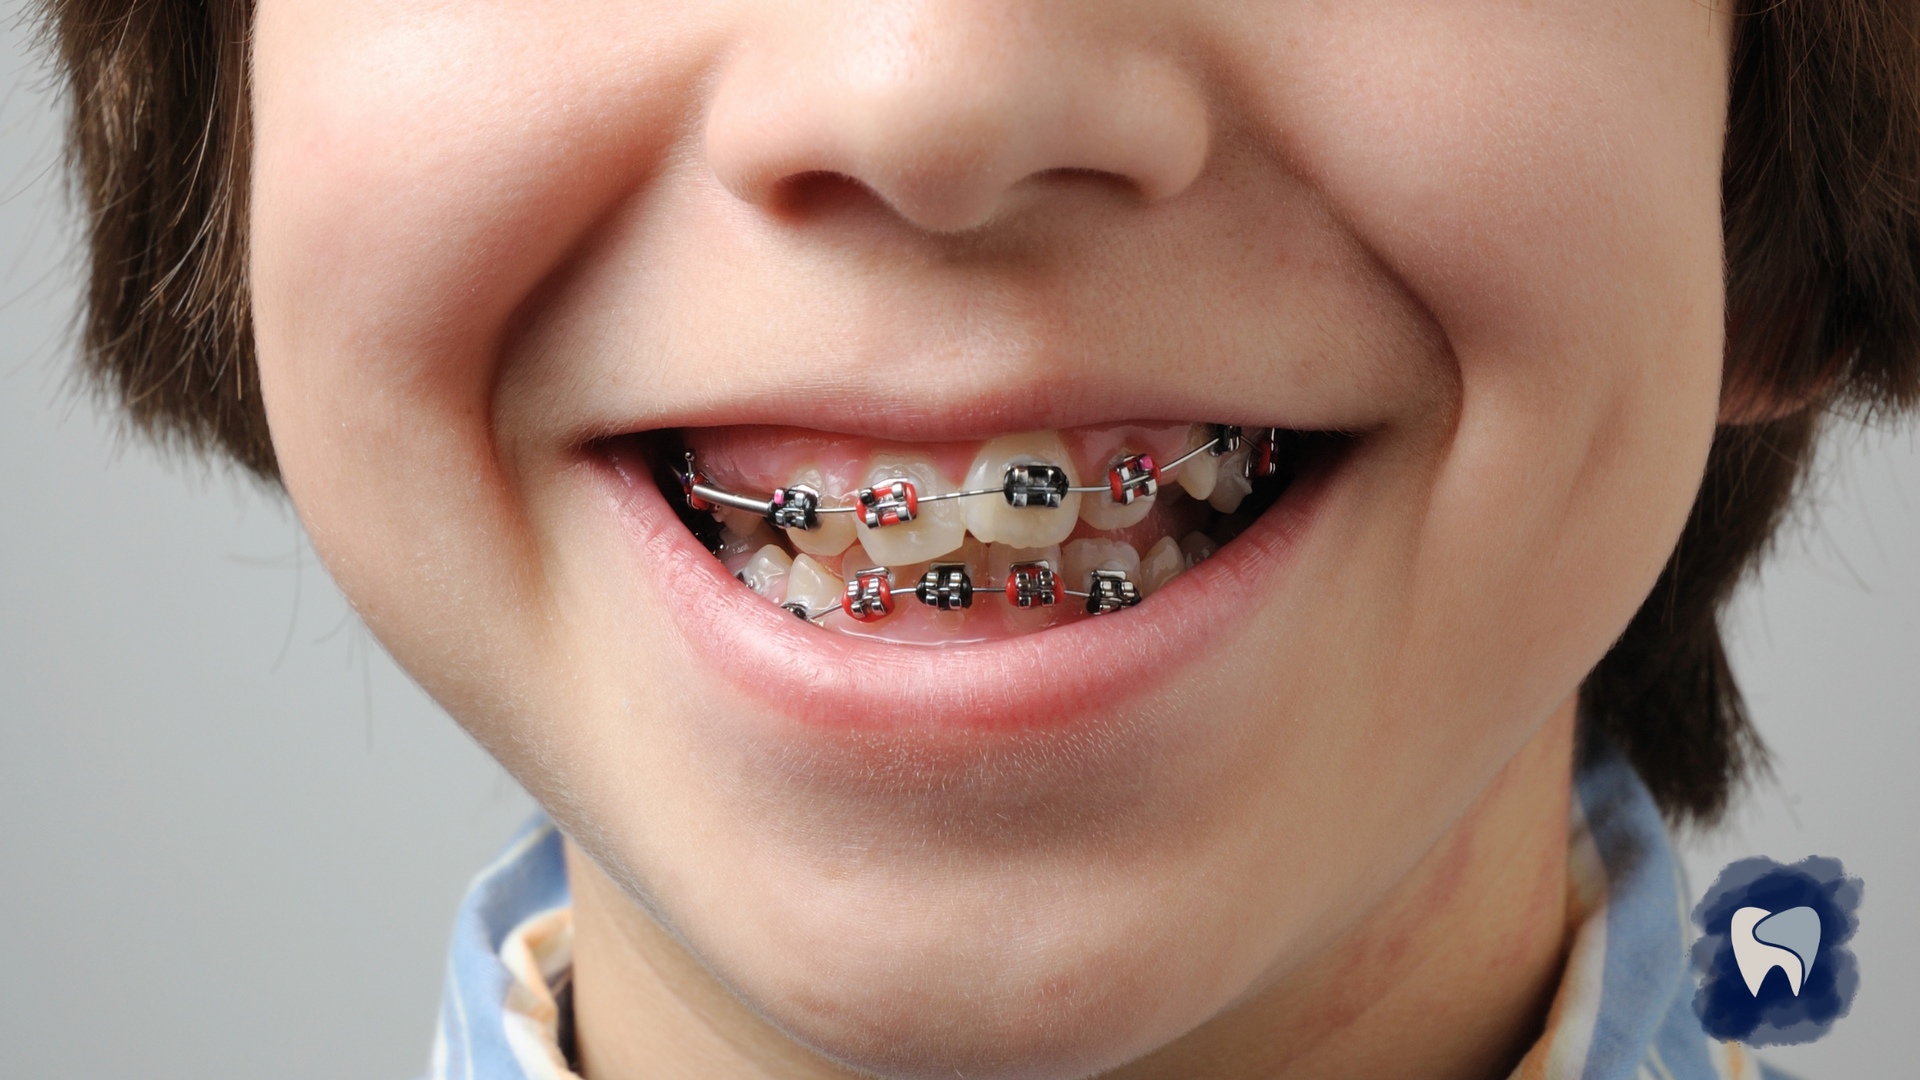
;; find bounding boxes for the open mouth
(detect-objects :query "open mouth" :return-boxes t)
[612,420,1351,646]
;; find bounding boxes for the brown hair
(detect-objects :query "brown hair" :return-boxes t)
[36,1,1920,823]
[1583,0,1920,822]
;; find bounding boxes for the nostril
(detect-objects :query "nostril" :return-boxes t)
[704,23,1212,236]
[1031,167,1148,204]
[769,171,883,220]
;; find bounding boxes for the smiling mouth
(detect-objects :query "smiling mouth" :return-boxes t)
[622,420,1349,645]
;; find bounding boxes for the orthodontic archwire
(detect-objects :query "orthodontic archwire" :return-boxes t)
[678,424,1292,624]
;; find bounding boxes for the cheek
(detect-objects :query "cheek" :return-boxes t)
[1221,0,1729,706]
[246,0,717,721]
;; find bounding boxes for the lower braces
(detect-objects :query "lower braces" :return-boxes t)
[794,562,1139,625]
[679,424,1291,623]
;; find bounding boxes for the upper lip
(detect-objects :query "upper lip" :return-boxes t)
[562,357,1373,448]
[589,389,1286,446]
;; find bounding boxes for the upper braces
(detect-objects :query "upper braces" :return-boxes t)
[677,424,1291,624]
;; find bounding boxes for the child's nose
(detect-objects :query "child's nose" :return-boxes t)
[703,2,1211,234]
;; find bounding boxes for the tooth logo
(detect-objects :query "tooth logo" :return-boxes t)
[1692,855,1861,1047]
[1730,906,1821,997]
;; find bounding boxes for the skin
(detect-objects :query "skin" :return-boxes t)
[248,2,1734,1078]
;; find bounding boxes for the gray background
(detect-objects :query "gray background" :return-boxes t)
[1,6,1913,1077]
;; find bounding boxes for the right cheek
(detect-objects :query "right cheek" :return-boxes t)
[246,37,700,661]
[252,0,722,387]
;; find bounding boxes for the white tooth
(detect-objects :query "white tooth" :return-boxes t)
[853,454,967,565]
[781,465,859,557]
[1078,453,1157,531]
[1207,445,1254,512]
[783,555,843,620]
[840,546,924,593]
[1138,536,1185,596]
[1061,539,1141,594]
[1179,532,1218,568]
[713,504,765,536]
[959,535,988,573]
[1175,424,1220,500]
[838,545,877,578]
[963,432,1082,548]
[741,545,793,602]
[939,536,989,578]
[718,520,780,562]
[986,542,1062,583]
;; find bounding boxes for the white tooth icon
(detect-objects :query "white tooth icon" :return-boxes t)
[1731,905,1821,997]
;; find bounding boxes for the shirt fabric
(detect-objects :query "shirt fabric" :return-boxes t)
[425,740,1792,1080]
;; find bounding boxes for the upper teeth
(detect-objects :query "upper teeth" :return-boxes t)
[964,432,1083,548]
[1176,424,1220,500]
[1207,444,1254,512]
[852,454,967,564]
[685,424,1268,536]
[780,465,860,557]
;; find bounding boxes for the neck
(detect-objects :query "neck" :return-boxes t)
[566,702,1576,1080]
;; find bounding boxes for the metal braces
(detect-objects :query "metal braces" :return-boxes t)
[679,423,1277,534]
[795,561,1143,625]
[684,423,1293,626]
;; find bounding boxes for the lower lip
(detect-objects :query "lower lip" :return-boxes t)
[600,446,1335,733]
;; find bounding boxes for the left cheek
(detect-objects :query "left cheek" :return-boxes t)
[1223,4,1728,708]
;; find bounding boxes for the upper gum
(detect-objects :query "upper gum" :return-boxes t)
[685,421,1197,496]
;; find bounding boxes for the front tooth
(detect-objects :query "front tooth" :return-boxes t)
[741,545,793,603]
[783,555,843,620]
[853,454,967,565]
[1138,536,1185,596]
[963,432,1082,548]
[1207,445,1254,512]
[1061,539,1141,594]
[782,466,859,557]
[1078,453,1157,531]
[1175,424,1220,500]
[942,536,989,579]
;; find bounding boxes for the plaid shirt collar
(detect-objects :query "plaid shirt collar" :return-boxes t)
[426,740,1788,1080]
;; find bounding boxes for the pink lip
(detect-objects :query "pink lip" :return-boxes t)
[599,442,1333,733]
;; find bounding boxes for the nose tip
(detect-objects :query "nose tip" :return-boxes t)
[704,14,1210,233]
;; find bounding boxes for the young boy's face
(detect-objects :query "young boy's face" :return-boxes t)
[249,0,1730,1072]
